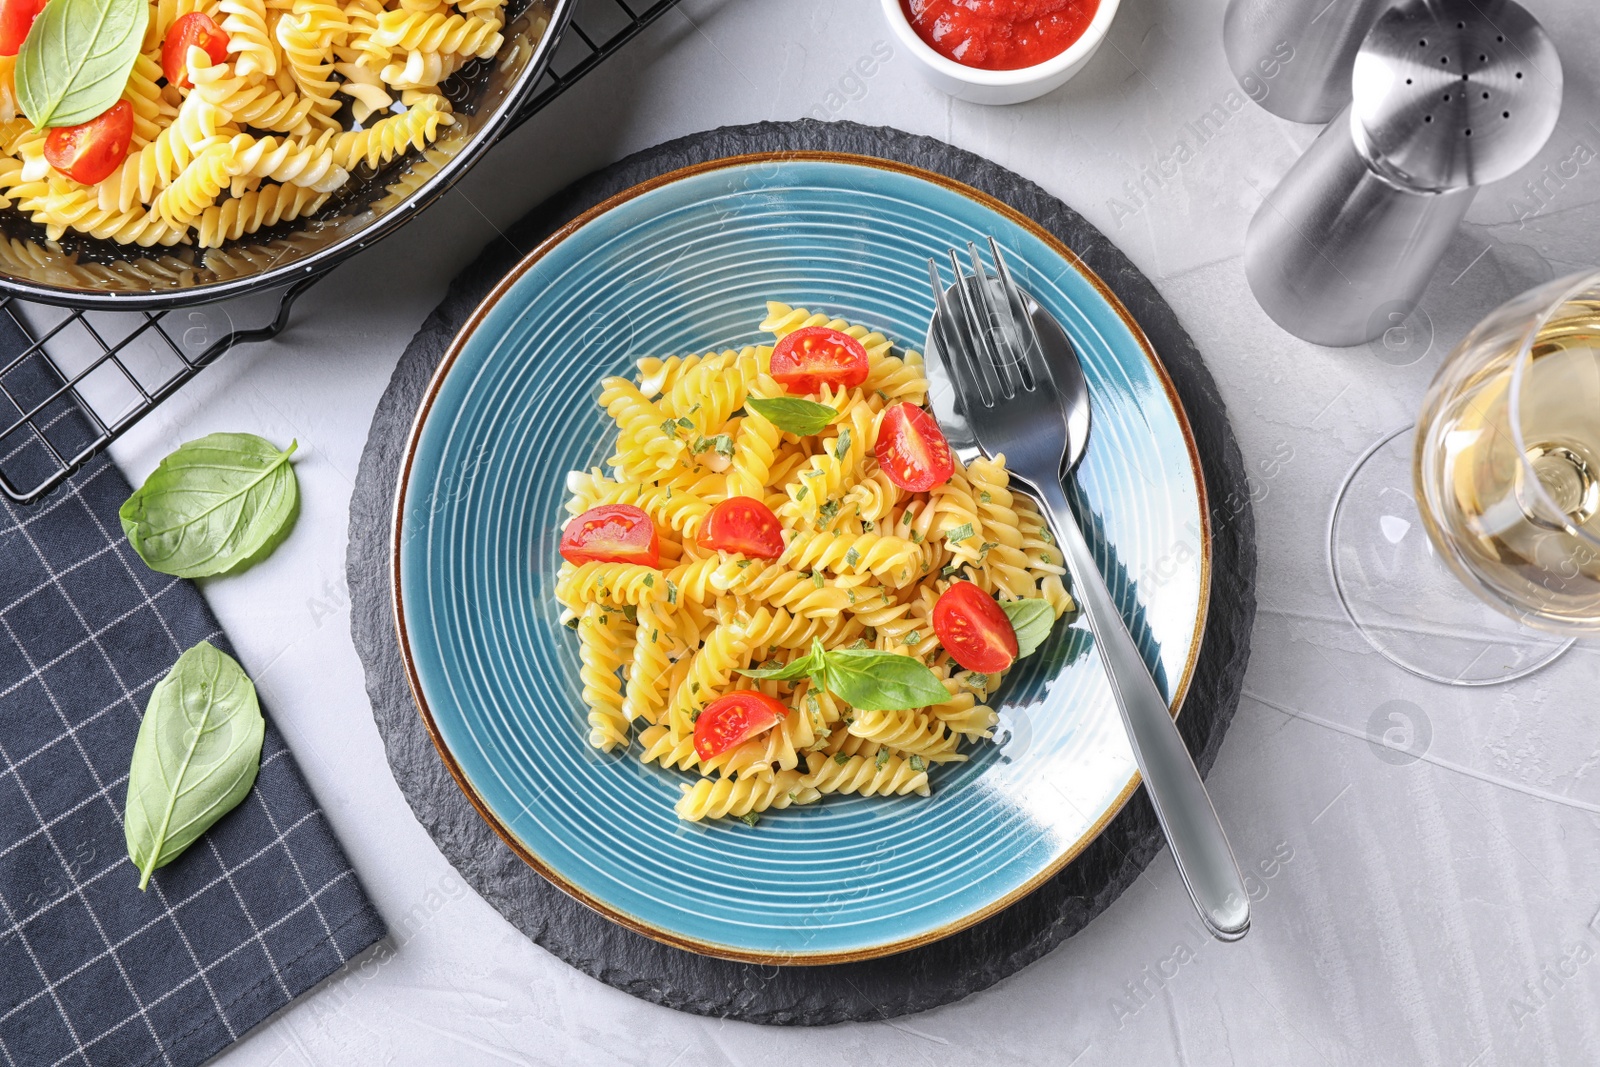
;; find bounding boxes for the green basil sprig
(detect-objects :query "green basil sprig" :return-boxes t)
[741,638,951,711]
[16,0,148,128]
[120,433,300,579]
[745,395,837,436]
[125,642,265,890]
[1000,598,1056,660]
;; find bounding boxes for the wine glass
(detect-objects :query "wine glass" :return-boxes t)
[1330,269,1600,685]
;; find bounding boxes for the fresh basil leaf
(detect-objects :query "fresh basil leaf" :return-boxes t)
[745,395,837,436]
[738,647,818,682]
[119,433,299,579]
[124,641,264,890]
[16,0,148,128]
[820,648,951,711]
[1001,598,1056,659]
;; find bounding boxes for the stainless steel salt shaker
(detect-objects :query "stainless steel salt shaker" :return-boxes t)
[1243,0,1561,347]
[1223,0,1392,124]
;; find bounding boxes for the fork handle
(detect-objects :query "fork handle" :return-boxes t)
[1032,476,1251,941]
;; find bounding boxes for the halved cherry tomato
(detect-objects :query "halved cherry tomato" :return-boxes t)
[43,101,134,186]
[694,690,787,761]
[875,402,953,492]
[933,581,1018,673]
[0,0,46,56]
[697,496,784,559]
[559,504,659,566]
[162,13,230,88]
[769,326,870,395]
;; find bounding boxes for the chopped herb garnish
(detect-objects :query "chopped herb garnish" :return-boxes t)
[834,752,851,765]
[621,605,638,623]
[1038,528,1054,544]
[906,630,920,644]
[979,541,998,556]
[875,748,890,769]
[833,428,851,462]
[802,469,824,478]
[911,530,924,544]
[650,628,659,642]
[979,490,992,503]
[564,617,579,629]
[713,434,735,457]
[598,614,609,624]
[666,579,679,604]
[812,570,825,588]
[819,499,840,520]
[946,523,974,543]
[875,389,889,402]
[739,812,760,827]
[691,681,701,694]
[940,563,963,579]
[736,558,753,569]
[677,416,695,431]
[661,419,678,436]
[795,485,809,502]
[847,589,856,603]
[862,519,874,532]
[909,755,926,772]
[642,573,655,588]
[901,509,913,524]
[850,638,869,650]
[845,547,860,567]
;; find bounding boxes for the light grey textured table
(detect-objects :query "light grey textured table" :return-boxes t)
[102,0,1600,1063]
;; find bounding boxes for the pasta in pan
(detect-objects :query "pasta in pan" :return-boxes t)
[0,0,532,248]
[556,302,1079,824]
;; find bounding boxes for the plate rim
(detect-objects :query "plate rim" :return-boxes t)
[388,150,1214,964]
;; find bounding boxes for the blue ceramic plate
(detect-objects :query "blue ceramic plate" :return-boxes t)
[393,154,1209,963]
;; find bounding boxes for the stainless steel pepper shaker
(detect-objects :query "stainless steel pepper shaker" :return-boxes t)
[1223,0,1392,124]
[1243,0,1562,347]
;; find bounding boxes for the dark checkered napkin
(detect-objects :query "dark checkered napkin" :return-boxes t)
[0,455,385,1067]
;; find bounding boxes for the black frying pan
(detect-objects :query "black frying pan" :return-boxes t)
[0,0,573,309]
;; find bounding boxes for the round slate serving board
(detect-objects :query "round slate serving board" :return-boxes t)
[346,119,1257,1024]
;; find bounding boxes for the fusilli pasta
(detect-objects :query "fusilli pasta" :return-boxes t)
[556,303,1077,823]
[2,0,502,246]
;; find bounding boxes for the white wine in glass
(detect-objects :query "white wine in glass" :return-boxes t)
[1415,271,1600,631]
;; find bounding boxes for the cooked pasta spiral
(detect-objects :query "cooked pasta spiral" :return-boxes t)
[674,771,819,822]
[370,8,501,57]
[802,750,929,798]
[577,604,631,753]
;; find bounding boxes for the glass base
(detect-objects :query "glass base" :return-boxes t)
[1328,426,1574,686]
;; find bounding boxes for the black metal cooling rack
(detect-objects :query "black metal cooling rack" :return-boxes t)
[0,0,683,506]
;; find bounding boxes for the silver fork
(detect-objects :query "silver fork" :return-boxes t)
[930,239,1250,941]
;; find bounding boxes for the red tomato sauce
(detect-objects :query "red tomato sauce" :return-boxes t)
[900,0,1100,71]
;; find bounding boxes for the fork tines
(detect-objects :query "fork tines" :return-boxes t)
[927,237,1053,411]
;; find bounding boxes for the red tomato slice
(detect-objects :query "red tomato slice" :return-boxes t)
[559,504,660,566]
[697,496,784,559]
[162,13,230,88]
[694,690,787,761]
[875,402,954,492]
[769,326,870,395]
[933,581,1018,673]
[0,0,47,57]
[43,101,134,186]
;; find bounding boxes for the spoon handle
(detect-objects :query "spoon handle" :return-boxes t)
[1030,475,1251,941]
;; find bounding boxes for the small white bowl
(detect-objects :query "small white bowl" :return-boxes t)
[881,0,1121,105]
